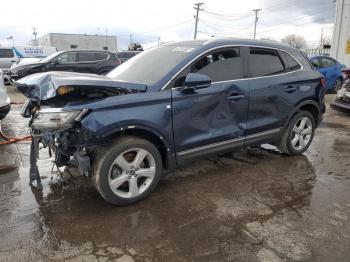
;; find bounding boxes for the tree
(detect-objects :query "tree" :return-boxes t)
[281,34,306,49]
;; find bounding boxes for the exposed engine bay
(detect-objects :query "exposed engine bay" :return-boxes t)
[16,71,147,189]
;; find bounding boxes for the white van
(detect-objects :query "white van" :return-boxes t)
[0,69,10,120]
[13,46,57,59]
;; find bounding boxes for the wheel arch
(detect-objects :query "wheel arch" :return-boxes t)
[101,124,174,170]
[287,100,321,126]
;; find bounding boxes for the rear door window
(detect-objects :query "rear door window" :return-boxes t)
[95,52,109,61]
[249,48,285,77]
[0,49,14,58]
[77,52,97,62]
[279,51,301,72]
[321,57,335,68]
[191,47,242,82]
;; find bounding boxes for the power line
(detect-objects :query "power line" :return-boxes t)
[258,15,335,34]
[117,19,193,37]
[199,19,253,34]
[259,7,335,28]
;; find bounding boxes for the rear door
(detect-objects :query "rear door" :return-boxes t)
[245,47,301,136]
[76,51,99,73]
[319,57,338,88]
[171,47,249,163]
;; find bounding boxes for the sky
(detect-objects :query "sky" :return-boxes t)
[0,0,336,50]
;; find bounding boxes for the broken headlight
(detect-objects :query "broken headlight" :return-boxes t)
[32,108,85,131]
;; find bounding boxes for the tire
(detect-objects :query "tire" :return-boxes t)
[332,77,343,93]
[278,111,315,155]
[98,69,110,75]
[93,136,163,205]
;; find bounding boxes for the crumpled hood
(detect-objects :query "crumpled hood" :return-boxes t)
[11,58,43,69]
[16,71,147,101]
[11,61,43,71]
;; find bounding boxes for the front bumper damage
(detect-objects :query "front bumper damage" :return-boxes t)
[331,88,350,113]
[29,125,95,189]
[16,71,147,189]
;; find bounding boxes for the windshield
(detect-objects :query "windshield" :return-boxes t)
[40,51,63,63]
[107,45,196,86]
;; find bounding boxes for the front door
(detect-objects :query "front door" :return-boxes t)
[48,52,77,72]
[170,47,249,163]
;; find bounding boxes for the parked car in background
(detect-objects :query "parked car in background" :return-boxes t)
[0,48,20,84]
[17,39,325,205]
[331,67,350,113]
[308,55,346,93]
[0,70,10,120]
[1,46,58,85]
[9,50,121,83]
[116,51,141,63]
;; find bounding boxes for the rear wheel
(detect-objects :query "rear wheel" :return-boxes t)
[93,136,162,205]
[332,77,343,93]
[278,111,315,155]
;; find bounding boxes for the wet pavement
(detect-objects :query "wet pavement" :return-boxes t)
[0,90,350,262]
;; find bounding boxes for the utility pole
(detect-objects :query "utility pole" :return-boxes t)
[157,37,161,45]
[252,9,262,39]
[105,28,108,48]
[129,34,133,44]
[320,27,324,48]
[32,27,38,46]
[193,2,204,40]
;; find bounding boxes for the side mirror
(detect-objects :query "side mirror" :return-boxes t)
[184,73,211,90]
[51,59,60,65]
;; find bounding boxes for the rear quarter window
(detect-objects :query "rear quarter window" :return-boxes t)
[249,48,285,77]
[279,51,301,72]
[0,49,14,58]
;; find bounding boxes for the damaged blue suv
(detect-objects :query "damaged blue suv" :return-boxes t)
[17,39,325,205]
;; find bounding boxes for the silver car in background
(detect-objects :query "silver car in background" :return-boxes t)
[0,69,11,120]
[0,48,19,84]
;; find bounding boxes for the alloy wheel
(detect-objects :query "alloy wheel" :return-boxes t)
[108,148,156,198]
[290,116,313,151]
[334,78,343,92]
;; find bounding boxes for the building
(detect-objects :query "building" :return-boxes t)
[331,0,350,66]
[35,33,118,52]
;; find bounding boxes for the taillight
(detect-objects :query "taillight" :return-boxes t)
[320,78,326,92]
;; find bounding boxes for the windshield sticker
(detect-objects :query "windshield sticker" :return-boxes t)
[172,47,195,53]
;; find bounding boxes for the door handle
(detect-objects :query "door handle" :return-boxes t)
[285,86,297,93]
[226,94,245,101]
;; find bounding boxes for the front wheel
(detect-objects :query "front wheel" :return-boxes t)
[93,136,163,205]
[278,111,315,155]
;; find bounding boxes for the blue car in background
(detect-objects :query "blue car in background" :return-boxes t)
[308,55,346,93]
